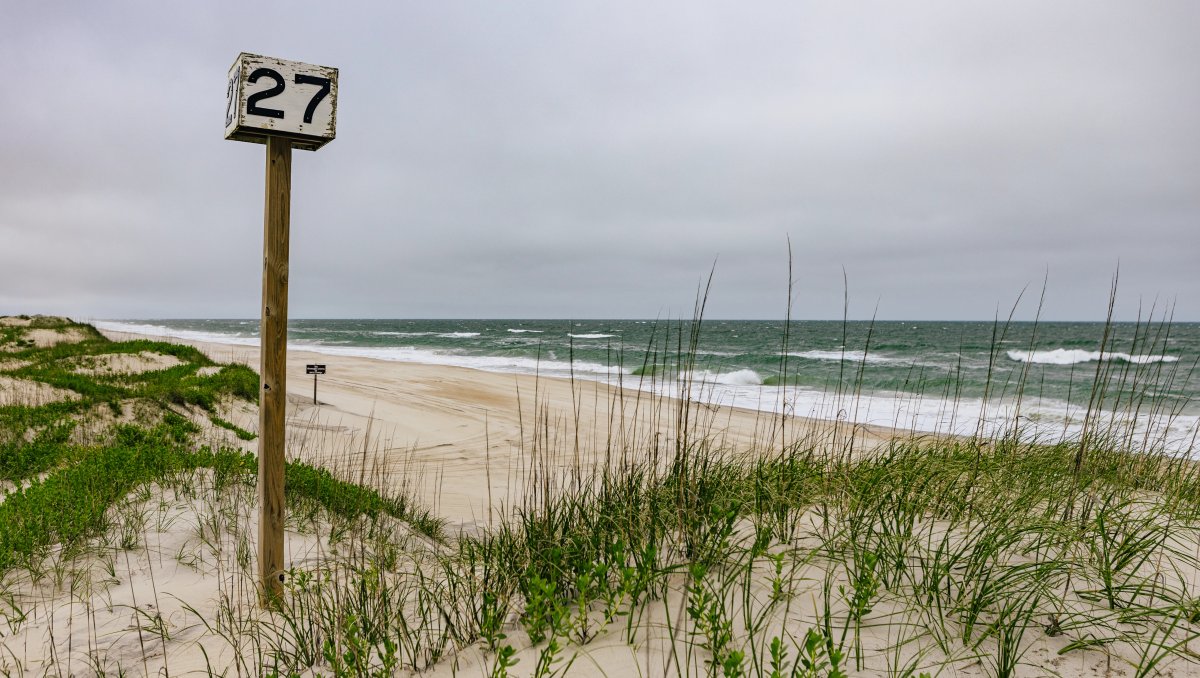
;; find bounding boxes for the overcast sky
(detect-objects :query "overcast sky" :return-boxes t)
[1,2,1196,321]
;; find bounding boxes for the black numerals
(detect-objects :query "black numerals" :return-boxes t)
[246,68,286,119]
[242,69,331,125]
[225,72,239,127]
[240,66,331,127]
[294,74,331,124]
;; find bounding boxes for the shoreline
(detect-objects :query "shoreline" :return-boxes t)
[97,325,906,525]
[91,319,1200,456]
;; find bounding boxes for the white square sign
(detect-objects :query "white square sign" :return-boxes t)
[225,53,338,151]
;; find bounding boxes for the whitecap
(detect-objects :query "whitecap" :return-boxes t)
[685,369,764,386]
[787,350,895,364]
[1006,349,1179,365]
[438,332,481,338]
[568,333,615,339]
[507,329,544,334]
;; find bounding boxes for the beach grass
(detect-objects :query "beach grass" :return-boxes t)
[0,312,1197,676]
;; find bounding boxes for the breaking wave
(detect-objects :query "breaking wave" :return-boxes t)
[788,350,896,364]
[1007,349,1179,365]
[687,369,764,386]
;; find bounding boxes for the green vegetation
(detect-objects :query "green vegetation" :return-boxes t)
[0,416,196,572]
[0,317,441,585]
[211,413,258,440]
[5,332,258,411]
[248,304,1199,677]
[457,437,1200,677]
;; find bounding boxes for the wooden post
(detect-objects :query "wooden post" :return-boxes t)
[313,371,318,404]
[227,51,336,606]
[258,135,291,605]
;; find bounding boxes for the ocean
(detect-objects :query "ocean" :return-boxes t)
[95,319,1200,453]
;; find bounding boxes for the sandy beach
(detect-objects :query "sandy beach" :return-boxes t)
[97,327,900,527]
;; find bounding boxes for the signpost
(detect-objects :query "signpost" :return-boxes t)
[306,364,326,404]
[226,52,338,605]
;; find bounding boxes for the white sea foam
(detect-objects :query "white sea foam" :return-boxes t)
[507,329,544,334]
[99,322,626,379]
[93,321,261,346]
[304,344,628,379]
[1006,349,1180,365]
[373,331,436,337]
[438,332,481,338]
[637,379,1199,455]
[787,350,895,364]
[687,369,764,386]
[568,333,615,339]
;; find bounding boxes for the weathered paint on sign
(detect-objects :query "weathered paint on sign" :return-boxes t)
[225,53,338,151]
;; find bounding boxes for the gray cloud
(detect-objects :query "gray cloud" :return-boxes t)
[1,1,1196,321]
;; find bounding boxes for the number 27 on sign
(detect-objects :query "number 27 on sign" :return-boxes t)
[225,53,338,152]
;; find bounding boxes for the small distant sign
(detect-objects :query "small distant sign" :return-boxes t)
[225,52,338,151]
[306,364,326,374]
